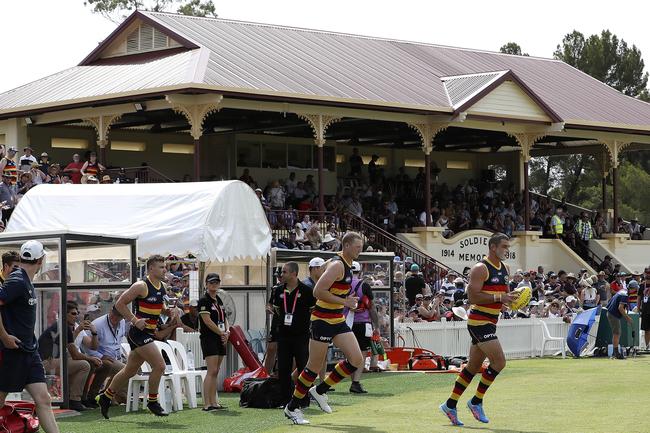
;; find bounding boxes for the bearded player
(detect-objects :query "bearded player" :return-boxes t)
[440,233,518,425]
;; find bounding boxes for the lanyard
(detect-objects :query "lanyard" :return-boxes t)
[283,287,299,315]
[106,316,119,343]
[211,296,224,323]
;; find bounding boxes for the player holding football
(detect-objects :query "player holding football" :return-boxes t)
[440,232,519,425]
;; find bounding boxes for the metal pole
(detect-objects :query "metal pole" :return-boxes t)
[601,174,607,213]
[524,160,530,231]
[424,153,432,226]
[60,235,69,409]
[193,137,200,181]
[612,166,619,233]
[389,258,395,347]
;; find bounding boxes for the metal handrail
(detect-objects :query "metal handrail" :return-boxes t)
[345,213,463,285]
[268,209,337,241]
[103,166,176,183]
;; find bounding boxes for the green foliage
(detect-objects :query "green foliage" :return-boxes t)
[84,0,216,22]
[499,42,529,56]
[553,29,649,98]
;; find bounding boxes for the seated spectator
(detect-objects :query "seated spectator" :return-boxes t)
[38,301,101,411]
[416,294,440,321]
[181,299,200,331]
[81,305,128,405]
[16,172,34,196]
[100,175,112,184]
[320,233,341,251]
[46,164,62,184]
[542,300,562,318]
[435,210,453,238]
[305,225,322,250]
[629,218,643,240]
[579,279,599,310]
[561,273,578,298]
[364,233,386,252]
[610,272,626,295]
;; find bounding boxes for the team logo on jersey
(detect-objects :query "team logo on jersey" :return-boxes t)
[345,277,352,283]
[28,297,37,306]
[491,277,500,284]
[146,296,159,303]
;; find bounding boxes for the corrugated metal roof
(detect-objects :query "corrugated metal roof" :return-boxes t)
[0,50,200,112]
[1,10,650,132]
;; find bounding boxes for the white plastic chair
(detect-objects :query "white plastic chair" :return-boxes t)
[539,320,566,358]
[167,339,206,409]
[155,341,185,411]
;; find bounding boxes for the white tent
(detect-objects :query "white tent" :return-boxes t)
[6,180,271,262]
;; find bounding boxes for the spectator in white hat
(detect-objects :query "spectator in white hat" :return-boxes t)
[303,257,325,289]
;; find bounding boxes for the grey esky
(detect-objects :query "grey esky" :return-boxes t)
[1,0,648,93]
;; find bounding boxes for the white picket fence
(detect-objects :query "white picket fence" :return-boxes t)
[395,318,572,359]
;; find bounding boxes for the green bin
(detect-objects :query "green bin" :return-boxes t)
[595,310,640,347]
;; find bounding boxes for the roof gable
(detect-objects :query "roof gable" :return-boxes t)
[79,11,198,66]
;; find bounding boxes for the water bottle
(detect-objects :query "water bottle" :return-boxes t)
[187,349,195,370]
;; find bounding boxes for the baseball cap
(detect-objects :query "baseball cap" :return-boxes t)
[628,280,640,289]
[566,295,577,302]
[410,264,420,272]
[20,240,45,260]
[205,273,221,283]
[41,152,49,157]
[7,147,17,152]
[351,261,361,273]
[453,277,464,284]
[415,294,424,299]
[309,257,325,268]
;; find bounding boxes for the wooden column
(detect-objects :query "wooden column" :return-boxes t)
[98,140,108,167]
[612,166,619,233]
[601,174,607,213]
[523,160,530,231]
[424,152,432,226]
[193,138,200,181]
[317,145,325,216]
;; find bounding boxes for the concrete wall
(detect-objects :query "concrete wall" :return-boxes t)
[593,235,650,273]
[398,228,594,274]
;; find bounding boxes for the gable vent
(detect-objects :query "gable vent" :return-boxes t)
[126,24,174,54]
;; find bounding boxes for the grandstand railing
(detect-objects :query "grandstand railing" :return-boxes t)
[345,213,463,281]
[267,209,336,240]
[103,166,175,183]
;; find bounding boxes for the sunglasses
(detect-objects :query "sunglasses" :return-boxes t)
[69,311,79,316]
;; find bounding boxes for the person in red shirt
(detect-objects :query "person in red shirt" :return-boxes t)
[63,154,84,184]
[610,272,626,295]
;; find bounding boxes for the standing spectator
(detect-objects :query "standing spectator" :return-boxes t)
[271,262,315,404]
[268,180,286,209]
[239,168,255,185]
[368,154,380,184]
[0,173,18,224]
[606,287,632,359]
[575,213,593,257]
[285,172,297,199]
[63,154,84,184]
[640,268,650,349]
[610,272,626,295]
[39,152,51,174]
[29,162,48,185]
[594,215,608,239]
[404,264,426,307]
[349,262,378,393]
[0,240,60,433]
[18,147,38,172]
[349,147,363,178]
[600,255,614,277]
[551,208,564,239]
[80,152,104,179]
[593,271,610,305]
[302,258,325,289]
[0,146,18,185]
[629,218,643,240]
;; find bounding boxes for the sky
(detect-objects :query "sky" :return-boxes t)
[1,0,649,93]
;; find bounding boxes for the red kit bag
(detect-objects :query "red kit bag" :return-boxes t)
[0,401,40,433]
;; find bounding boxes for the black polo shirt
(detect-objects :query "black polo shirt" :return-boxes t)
[271,281,316,339]
[0,267,38,352]
[197,293,225,339]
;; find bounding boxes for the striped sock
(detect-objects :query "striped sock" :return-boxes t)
[446,368,475,409]
[315,360,356,394]
[471,366,500,405]
[287,368,318,411]
[147,393,158,403]
[103,388,115,400]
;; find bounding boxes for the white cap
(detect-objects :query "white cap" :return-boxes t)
[351,261,361,272]
[566,295,577,303]
[309,257,325,268]
[20,240,45,260]
[453,277,464,284]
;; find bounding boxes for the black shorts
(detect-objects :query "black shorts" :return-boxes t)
[0,349,46,392]
[642,311,650,331]
[310,320,351,344]
[467,323,498,345]
[200,336,227,358]
[352,323,372,350]
[127,326,155,351]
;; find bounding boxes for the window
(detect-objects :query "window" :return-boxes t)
[0,134,5,145]
[287,145,311,169]
[336,154,345,164]
[51,138,89,149]
[262,143,286,169]
[162,143,194,154]
[361,155,387,165]
[404,158,425,168]
[237,141,261,167]
[446,160,471,170]
[110,141,146,152]
[126,24,177,54]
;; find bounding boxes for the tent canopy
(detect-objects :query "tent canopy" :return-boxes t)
[6,180,271,263]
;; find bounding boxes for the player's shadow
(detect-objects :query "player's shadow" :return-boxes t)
[102,420,187,430]
[316,423,388,433]
[461,426,549,433]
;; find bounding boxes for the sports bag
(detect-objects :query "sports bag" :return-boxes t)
[0,401,40,433]
[239,377,283,408]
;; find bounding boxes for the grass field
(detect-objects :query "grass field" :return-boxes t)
[59,357,650,433]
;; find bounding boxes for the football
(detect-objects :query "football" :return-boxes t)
[510,286,532,311]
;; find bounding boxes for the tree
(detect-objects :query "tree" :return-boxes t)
[553,29,649,98]
[499,42,529,56]
[84,0,216,22]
